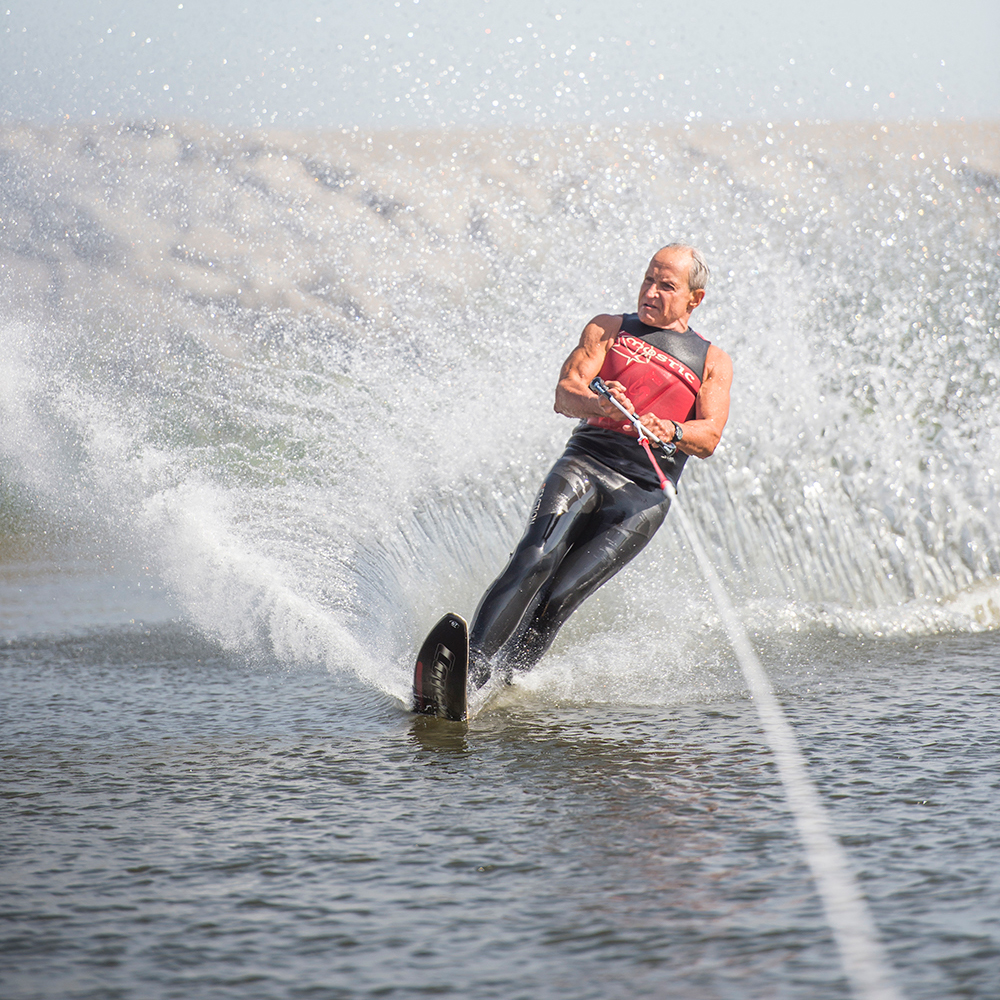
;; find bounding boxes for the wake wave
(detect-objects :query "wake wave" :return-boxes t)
[1,119,998,692]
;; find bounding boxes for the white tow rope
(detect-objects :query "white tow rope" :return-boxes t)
[587,375,903,998]
[670,493,904,1000]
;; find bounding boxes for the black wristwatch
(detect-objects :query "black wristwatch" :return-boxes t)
[671,421,684,442]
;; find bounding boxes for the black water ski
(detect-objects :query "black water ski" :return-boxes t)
[412,613,469,721]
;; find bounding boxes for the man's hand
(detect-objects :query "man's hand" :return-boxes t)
[596,379,635,420]
[636,412,676,444]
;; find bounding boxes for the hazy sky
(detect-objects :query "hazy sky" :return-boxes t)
[2,0,998,129]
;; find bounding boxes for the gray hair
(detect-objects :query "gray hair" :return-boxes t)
[661,243,710,291]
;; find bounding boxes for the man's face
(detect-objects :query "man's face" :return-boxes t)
[636,250,705,329]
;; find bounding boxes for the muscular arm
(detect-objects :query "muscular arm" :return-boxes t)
[640,344,733,459]
[553,314,629,421]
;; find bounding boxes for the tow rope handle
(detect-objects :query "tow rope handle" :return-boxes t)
[588,376,677,455]
[588,376,675,495]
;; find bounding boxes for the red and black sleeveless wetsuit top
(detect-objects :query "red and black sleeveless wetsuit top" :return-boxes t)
[565,314,711,490]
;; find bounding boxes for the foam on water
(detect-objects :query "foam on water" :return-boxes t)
[1,119,998,704]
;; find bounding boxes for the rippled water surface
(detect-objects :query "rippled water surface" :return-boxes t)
[3,619,998,1000]
[2,115,999,999]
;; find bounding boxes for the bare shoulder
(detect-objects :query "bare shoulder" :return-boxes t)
[558,313,623,384]
[578,312,623,348]
[703,343,733,384]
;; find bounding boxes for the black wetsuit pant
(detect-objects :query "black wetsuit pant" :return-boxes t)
[468,450,671,686]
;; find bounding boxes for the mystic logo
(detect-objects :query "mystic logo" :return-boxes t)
[612,335,700,388]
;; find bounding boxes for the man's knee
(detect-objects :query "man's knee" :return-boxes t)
[506,541,561,590]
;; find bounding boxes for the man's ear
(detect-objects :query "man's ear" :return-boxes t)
[689,288,706,310]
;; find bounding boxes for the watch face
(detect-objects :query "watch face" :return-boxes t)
[673,421,683,441]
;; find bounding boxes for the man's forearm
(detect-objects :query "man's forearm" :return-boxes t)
[554,379,601,420]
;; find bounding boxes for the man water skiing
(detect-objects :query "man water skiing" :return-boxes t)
[468,244,733,687]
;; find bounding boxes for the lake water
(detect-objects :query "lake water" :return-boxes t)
[3,599,999,999]
[2,118,999,998]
